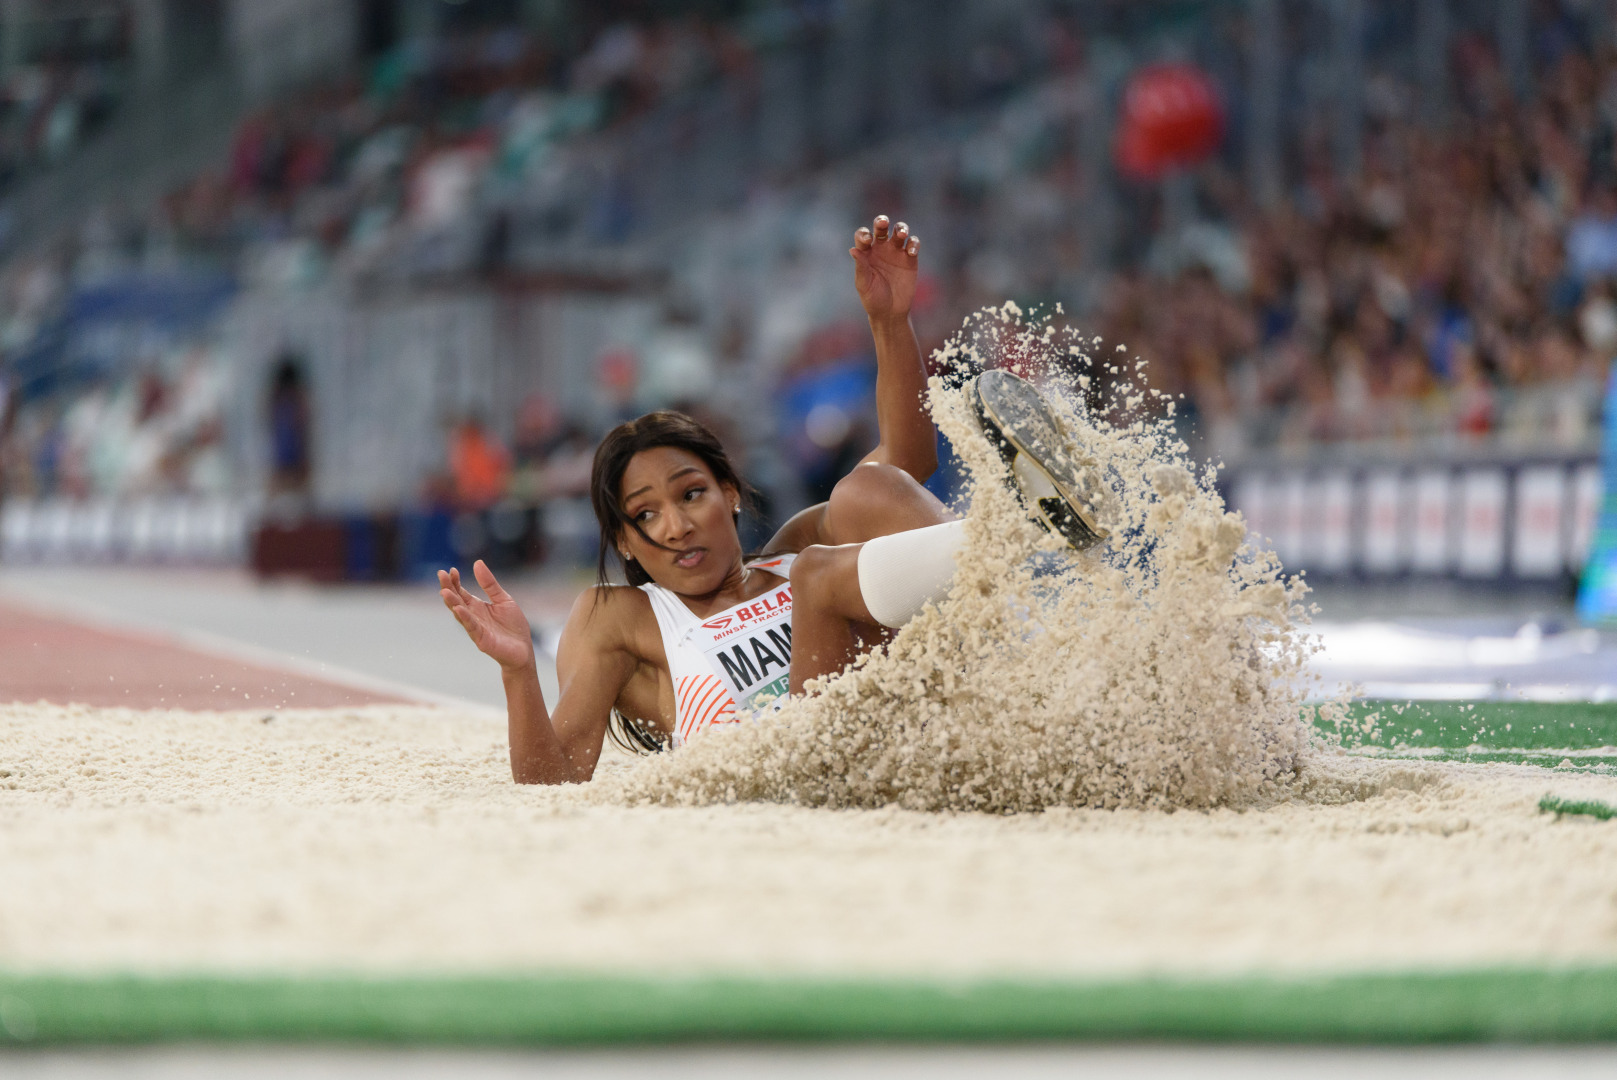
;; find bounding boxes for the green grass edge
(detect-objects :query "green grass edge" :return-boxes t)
[1540,794,1617,820]
[1337,700,1617,752]
[3,968,1617,1045]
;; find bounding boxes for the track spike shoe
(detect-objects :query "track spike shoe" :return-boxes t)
[969,369,1109,550]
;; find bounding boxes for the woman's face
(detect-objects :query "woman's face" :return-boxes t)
[617,446,742,594]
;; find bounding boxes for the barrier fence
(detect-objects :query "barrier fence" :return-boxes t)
[1225,454,1602,583]
[1,457,1606,588]
[0,497,248,567]
[0,495,601,583]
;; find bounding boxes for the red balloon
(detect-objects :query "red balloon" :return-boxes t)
[1115,63,1226,181]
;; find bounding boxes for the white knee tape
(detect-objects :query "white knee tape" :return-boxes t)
[855,519,966,629]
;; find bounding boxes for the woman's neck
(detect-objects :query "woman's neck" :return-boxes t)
[671,557,782,617]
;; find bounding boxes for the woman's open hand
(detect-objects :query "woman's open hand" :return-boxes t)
[851,214,920,321]
[439,561,535,672]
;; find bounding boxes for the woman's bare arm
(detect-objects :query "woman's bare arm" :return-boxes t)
[851,214,937,483]
[759,216,938,556]
[440,561,628,784]
[540,588,643,781]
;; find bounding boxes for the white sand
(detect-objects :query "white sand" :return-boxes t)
[3,702,1616,979]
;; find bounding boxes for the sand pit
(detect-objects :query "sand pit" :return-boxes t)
[3,702,1616,981]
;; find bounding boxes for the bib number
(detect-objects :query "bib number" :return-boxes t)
[690,586,793,711]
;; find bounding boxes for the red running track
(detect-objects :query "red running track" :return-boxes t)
[0,602,411,709]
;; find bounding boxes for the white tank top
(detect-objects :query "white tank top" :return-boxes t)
[638,554,795,746]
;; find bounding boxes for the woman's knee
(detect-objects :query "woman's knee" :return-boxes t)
[829,461,917,509]
[789,543,839,594]
[825,462,946,544]
[789,543,862,615]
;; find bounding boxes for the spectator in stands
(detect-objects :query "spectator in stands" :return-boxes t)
[1569,185,1617,282]
[509,393,593,503]
[449,413,510,511]
[267,358,312,496]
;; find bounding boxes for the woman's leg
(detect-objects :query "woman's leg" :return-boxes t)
[789,463,954,692]
[817,460,953,545]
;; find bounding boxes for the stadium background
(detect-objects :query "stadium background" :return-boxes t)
[0,0,1609,619]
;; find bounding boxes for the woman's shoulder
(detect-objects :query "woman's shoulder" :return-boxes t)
[566,582,653,621]
[560,583,656,650]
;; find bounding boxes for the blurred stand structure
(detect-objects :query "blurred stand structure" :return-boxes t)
[0,0,1609,603]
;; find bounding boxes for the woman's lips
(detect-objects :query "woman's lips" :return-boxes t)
[674,548,706,569]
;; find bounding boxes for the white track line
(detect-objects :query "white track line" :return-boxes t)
[0,586,496,714]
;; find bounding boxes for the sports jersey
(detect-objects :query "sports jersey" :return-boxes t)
[638,555,795,746]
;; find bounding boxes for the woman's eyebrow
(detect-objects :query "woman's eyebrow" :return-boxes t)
[622,467,702,506]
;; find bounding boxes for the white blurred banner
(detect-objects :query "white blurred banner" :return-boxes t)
[1227,455,1599,582]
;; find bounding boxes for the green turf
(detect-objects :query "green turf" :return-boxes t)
[1540,795,1617,820]
[1,968,1616,1045]
[1339,700,1617,749]
[1324,701,1617,770]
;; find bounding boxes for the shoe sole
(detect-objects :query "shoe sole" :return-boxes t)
[969,369,1109,550]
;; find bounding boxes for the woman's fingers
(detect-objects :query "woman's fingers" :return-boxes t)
[444,592,492,646]
[438,572,464,611]
[473,559,512,602]
[440,570,485,622]
[441,570,470,604]
[441,589,474,630]
[445,566,477,605]
[442,566,516,657]
[440,588,473,630]
[859,215,914,254]
[853,214,918,275]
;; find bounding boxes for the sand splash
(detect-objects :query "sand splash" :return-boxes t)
[602,305,1338,812]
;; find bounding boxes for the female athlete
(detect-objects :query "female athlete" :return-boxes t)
[440,216,1100,783]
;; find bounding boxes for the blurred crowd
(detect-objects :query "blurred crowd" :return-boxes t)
[3,1,1617,522]
[0,7,757,505]
[1096,29,1617,458]
[0,344,228,501]
[0,52,124,196]
[0,3,130,202]
[160,12,757,287]
[718,15,1617,469]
